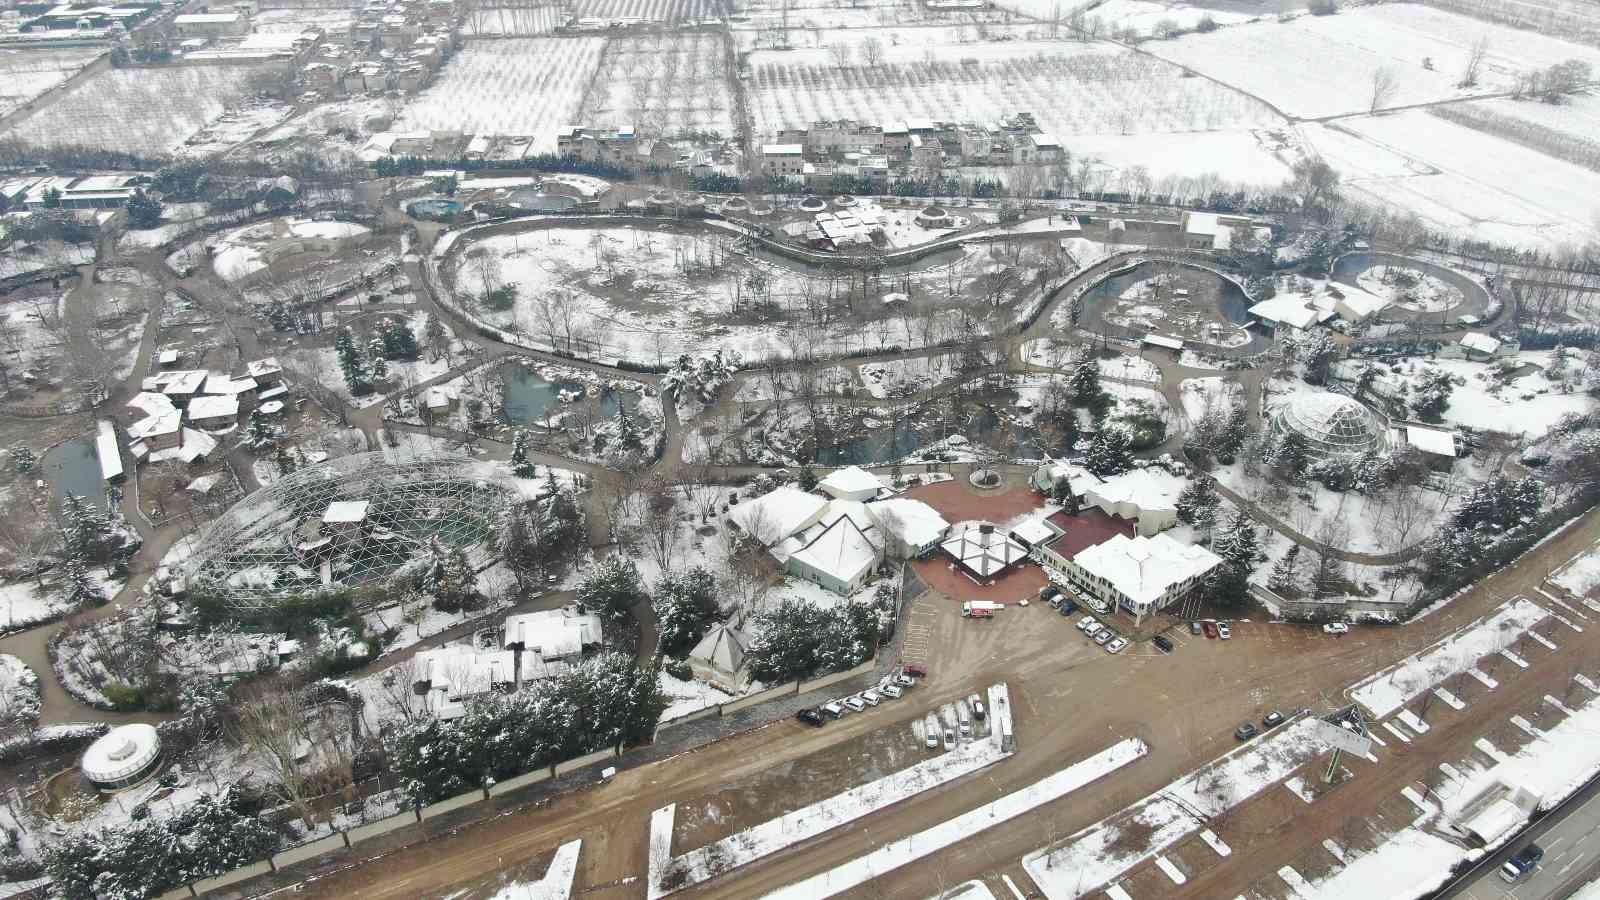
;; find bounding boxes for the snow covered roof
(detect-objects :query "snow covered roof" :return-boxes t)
[81,724,161,785]
[1248,295,1336,330]
[127,391,177,419]
[1142,333,1183,350]
[96,420,122,482]
[1035,459,1098,496]
[150,428,216,464]
[1089,469,1184,515]
[322,500,370,524]
[246,357,282,379]
[818,465,881,499]
[763,143,803,156]
[1184,212,1221,236]
[690,621,747,673]
[1460,332,1501,355]
[1010,515,1057,547]
[415,645,517,697]
[788,513,881,587]
[160,370,208,396]
[127,410,181,439]
[203,373,257,395]
[186,395,239,421]
[728,487,827,545]
[1073,533,1222,607]
[1406,426,1457,458]
[1332,286,1389,319]
[941,523,1027,577]
[868,498,949,550]
[503,608,601,658]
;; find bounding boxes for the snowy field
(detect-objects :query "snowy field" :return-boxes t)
[1178,376,1242,422]
[1063,129,1293,186]
[0,48,103,119]
[989,0,1256,27]
[578,33,734,137]
[1,64,266,156]
[396,39,606,153]
[1339,352,1592,440]
[1347,597,1547,719]
[746,40,1280,142]
[1302,111,1600,253]
[1145,5,1600,119]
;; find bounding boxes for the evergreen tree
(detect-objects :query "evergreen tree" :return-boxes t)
[367,336,389,381]
[797,465,819,491]
[653,567,720,658]
[1212,509,1260,571]
[1266,430,1310,482]
[1175,477,1220,527]
[246,413,276,450]
[509,429,536,477]
[383,320,420,359]
[614,395,641,452]
[124,189,163,229]
[1299,329,1340,385]
[1217,404,1249,456]
[59,493,110,561]
[60,555,102,607]
[1408,366,1454,421]
[1069,356,1103,405]
[335,328,372,396]
[1084,426,1133,477]
[1310,545,1343,600]
[1267,543,1301,593]
[424,312,451,364]
[745,598,872,683]
[12,446,35,473]
[577,555,648,625]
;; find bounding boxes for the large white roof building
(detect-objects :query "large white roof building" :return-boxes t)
[1067,532,1222,621]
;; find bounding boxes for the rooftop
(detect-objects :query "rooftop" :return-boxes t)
[1073,532,1222,607]
[728,487,827,545]
[322,500,370,524]
[941,523,1028,578]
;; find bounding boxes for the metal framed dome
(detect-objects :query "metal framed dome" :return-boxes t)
[179,452,518,614]
[1270,391,1385,457]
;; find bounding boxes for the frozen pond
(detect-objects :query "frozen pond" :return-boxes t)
[502,365,620,426]
[42,436,106,510]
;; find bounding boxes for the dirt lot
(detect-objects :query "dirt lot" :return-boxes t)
[286,506,1600,900]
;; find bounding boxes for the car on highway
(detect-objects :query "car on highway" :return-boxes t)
[1500,844,1544,883]
[796,708,825,727]
[1263,710,1286,728]
[1153,635,1174,653]
[1234,722,1259,741]
[1217,622,1232,640]
[1323,622,1350,635]
[1093,629,1114,646]
[1106,637,1128,654]
[1203,621,1219,639]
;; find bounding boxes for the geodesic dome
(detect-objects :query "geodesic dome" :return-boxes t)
[179,452,517,614]
[1270,391,1385,458]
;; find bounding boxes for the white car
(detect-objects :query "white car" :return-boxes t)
[1105,638,1128,654]
[1077,616,1098,631]
[1323,622,1350,635]
[1084,623,1103,638]
[860,690,880,706]
[880,684,903,699]
[1217,622,1232,640]
[844,696,866,712]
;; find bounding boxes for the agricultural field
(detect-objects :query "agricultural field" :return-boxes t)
[1,64,265,156]
[577,32,735,138]
[0,48,104,120]
[1417,0,1600,48]
[987,0,1261,32]
[1144,5,1600,119]
[747,39,1280,140]
[460,0,563,35]
[395,38,606,151]
[1301,109,1600,253]
[574,0,722,21]
[1428,94,1600,174]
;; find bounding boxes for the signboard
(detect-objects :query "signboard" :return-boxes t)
[1310,718,1374,757]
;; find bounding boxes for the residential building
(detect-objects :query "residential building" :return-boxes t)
[245,357,284,389]
[689,621,747,691]
[556,124,637,166]
[818,465,882,502]
[173,11,249,37]
[185,395,239,430]
[1181,211,1253,250]
[882,123,911,157]
[503,607,602,662]
[1064,532,1222,623]
[809,119,884,156]
[761,143,806,178]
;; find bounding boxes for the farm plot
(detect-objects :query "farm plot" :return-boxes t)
[1428,94,1600,175]
[462,0,564,35]
[396,38,606,152]
[990,0,1256,31]
[1144,5,1600,119]
[2,64,264,156]
[577,32,735,138]
[574,0,722,21]
[748,40,1281,140]
[1305,110,1600,253]
[0,48,103,120]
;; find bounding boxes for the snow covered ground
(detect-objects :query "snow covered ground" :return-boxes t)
[1552,542,1600,600]
[1339,352,1591,440]
[1178,377,1242,423]
[1346,597,1548,719]
[0,653,39,723]
[479,839,582,900]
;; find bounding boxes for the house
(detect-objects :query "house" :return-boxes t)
[940,523,1028,581]
[783,505,884,595]
[1404,426,1457,469]
[1064,532,1222,623]
[1247,294,1337,335]
[1082,468,1186,536]
[689,621,748,690]
[1014,132,1060,165]
[1181,212,1252,251]
[128,410,182,452]
[185,395,239,429]
[866,498,948,558]
[173,11,249,37]
[1332,286,1390,324]
[1031,459,1098,498]
[1458,332,1502,360]
[818,465,881,501]
[321,500,369,541]
[882,123,911,157]
[245,357,283,389]
[727,486,827,545]
[760,143,805,178]
[808,120,884,156]
[409,646,521,720]
[156,370,209,406]
[203,372,257,399]
[503,607,602,662]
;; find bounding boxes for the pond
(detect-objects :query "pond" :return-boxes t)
[1078,262,1255,327]
[501,365,621,426]
[507,191,578,213]
[42,436,107,510]
[409,198,463,220]
[814,407,1060,466]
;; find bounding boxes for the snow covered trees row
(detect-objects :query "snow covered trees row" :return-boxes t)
[745,598,879,683]
[386,652,665,804]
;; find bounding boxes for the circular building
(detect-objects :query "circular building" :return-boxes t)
[179,453,519,616]
[82,724,162,791]
[915,205,952,228]
[1270,391,1386,458]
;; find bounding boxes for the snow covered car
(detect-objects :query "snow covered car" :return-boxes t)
[1105,638,1128,654]
[1323,623,1350,635]
[859,690,880,707]
[1077,616,1098,631]
[822,701,845,718]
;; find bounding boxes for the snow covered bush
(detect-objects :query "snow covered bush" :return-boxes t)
[659,350,740,414]
[744,599,877,684]
[385,652,665,803]
[0,654,40,733]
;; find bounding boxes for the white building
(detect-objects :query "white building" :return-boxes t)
[1332,285,1390,324]
[409,645,519,720]
[727,486,827,546]
[186,395,240,429]
[1248,294,1337,334]
[1064,532,1222,623]
[689,621,748,690]
[1031,461,1185,536]
[761,143,805,178]
[940,523,1028,581]
[503,607,602,661]
[818,465,882,502]
[868,498,949,557]
[779,500,884,595]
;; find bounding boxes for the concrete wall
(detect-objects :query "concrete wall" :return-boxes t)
[193,860,273,894]
[721,681,797,714]
[271,832,347,869]
[421,788,485,820]
[345,810,418,845]
[553,746,617,776]
[489,766,552,797]
[156,886,196,900]
[798,657,876,694]
[658,704,720,730]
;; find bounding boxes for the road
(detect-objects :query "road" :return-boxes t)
[1454,780,1600,900]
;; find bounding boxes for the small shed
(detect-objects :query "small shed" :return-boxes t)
[322,500,370,540]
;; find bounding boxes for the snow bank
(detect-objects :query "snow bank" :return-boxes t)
[484,839,582,900]
[1347,598,1547,719]
[1303,826,1476,900]
[1553,544,1600,600]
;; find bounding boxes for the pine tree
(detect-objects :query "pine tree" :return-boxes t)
[12,446,35,473]
[798,465,819,491]
[367,336,389,381]
[383,320,419,359]
[1218,404,1249,456]
[247,413,275,450]
[577,556,647,624]
[1069,356,1103,405]
[335,328,371,396]
[60,493,110,561]
[1267,543,1301,593]
[510,429,535,477]
[1212,509,1260,572]
[60,554,102,607]
[1175,477,1219,526]
[614,395,641,451]
[1084,427,1133,477]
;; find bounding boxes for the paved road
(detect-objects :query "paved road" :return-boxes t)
[1455,785,1600,900]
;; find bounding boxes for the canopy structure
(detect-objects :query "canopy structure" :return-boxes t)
[1270,391,1386,458]
[81,724,162,789]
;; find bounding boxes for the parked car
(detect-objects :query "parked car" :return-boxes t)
[844,696,866,712]
[1084,623,1104,638]
[881,684,903,699]
[1093,629,1114,645]
[860,690,880,706]
[924,713,941,749]
[1500,844,1544,883]
[1048,595,1062,608]
[1218,622,1232,640]
[969,693,985,719]
[904,663,928,678]
[1262,710,1285,728]
[1323,622,1350,635]
[1234,722,1259,741]
[1060,599,1078,614]
[1106,637,1128,654]
[1190,621,1203,635]
[822,701,845,718]
[1153,635,1174,653]
[1040,585,1060,602]
[1203,621,1219,639]
[894,673,915,688]
[796,708,825,727]
[1077,616,1098,631]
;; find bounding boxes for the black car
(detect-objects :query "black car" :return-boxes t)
[1262,710,1285,728]
[1234,722,1259,741]
[795,708,825,727]
[1152,635,1174,653]
[1500,844,1544,883]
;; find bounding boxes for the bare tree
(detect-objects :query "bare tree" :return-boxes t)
[826,41,852,69]
[233,686,320,830]
[860,36,885,68]
[1369,66,1398,113]
[1460,35,1490,87]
